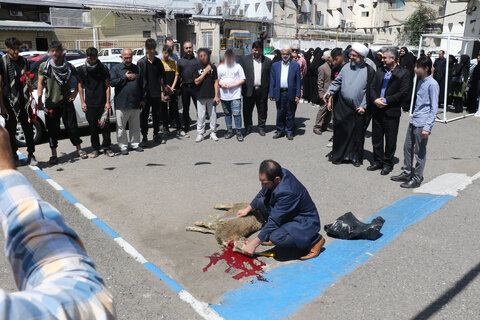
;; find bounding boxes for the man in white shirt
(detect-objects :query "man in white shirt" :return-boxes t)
[218,49,246,141]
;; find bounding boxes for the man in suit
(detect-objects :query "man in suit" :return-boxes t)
[239,41,272,136]
[269,48,301,140]
[237,160,324,260]
[368,47,409,175]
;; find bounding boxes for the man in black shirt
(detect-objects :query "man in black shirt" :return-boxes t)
[177,41,198,133]
[0,37,37,165]
[193,48,219,142]
[78,47,113,158]
[137,38,165,145]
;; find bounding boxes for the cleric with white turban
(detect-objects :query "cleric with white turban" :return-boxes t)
[323,42,377,167]
[351,43,369,58]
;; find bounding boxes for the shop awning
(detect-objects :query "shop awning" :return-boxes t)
[228,29,251,40]
[0,20,55,32]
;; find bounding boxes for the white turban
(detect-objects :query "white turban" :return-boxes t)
[351,43,369,57]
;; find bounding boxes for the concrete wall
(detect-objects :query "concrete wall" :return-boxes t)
[54,13,171,50]
[0,30,54,51]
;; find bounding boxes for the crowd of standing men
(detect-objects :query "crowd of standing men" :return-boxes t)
[0,36,453,188]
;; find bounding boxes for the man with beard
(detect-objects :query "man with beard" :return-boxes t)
[368,47,409,175]
[0,37,37,165]
[239,41,272,136]
[238,160,324,260]
[323,43,375,167]
[78,47,113,158]
[177,41,198,136]
[37,41,85,165]
[137,38,165,145]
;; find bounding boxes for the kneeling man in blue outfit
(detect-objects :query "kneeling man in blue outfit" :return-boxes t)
[237,160,325,260]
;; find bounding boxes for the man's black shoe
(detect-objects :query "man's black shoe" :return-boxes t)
[245,126,252,135]
[259,128,266,136]
[352,161,361,167]
[141,136,149,147]
[225,130,235,139]
[27,154,38,166]
[400,179,421,189]
[367,163,383,171]
[272,132,285,139]
[286,134,294,140]
[236,132,244,142]
[381,166,393,176]
[391,172,411,182]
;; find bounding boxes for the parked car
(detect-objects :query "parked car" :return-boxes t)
[27,54,48,63]
[66,49,86,55]
[98,48,123,57]
[15,56,123,147]
[19,51,47,59]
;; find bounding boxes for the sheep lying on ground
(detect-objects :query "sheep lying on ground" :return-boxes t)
[186,203,266,248]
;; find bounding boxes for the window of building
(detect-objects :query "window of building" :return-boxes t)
[388,0,404,9]
[202,31,213,48]
[297,12,311,24]
[361,11,369,17]
[143,31,151,38]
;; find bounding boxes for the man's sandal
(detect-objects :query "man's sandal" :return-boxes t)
[78,150,88,159]
[89,150,100,158]
[105,149,115,157]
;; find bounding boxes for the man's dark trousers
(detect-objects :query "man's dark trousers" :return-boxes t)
[372,111,400,168]
[165,94,182,131]
[5,106,35,155]
[276,90,295,135]
[243,87,267,130]
[140,96,161,138]
[253,195,321,248]
[45,101,82,148]
[86,105,111,151]
[181,85,198,132]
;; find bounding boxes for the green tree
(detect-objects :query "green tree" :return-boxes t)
[397,5,437,46]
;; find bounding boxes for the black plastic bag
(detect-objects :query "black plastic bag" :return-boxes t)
[324,212,385,240]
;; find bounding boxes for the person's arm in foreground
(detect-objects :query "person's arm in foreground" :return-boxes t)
[323,66,344,102]
[0,127,116,319]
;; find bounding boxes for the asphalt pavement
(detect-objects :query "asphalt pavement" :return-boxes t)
[8,101,480,319]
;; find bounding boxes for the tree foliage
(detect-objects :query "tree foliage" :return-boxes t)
[396,5,437,46]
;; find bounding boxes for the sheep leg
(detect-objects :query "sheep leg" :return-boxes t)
[194,221,217,230]
[214,204,234,210]
[185,226,215,234]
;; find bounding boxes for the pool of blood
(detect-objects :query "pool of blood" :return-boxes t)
[203,242,268,282]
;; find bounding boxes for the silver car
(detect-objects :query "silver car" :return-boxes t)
[15,56,123,146]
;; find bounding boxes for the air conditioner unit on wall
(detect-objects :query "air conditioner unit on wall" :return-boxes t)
[39,13,50,22]
[238,9,244,16]
[229,8,237,15]
[10,10,23,17]
[262,25,267,32]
